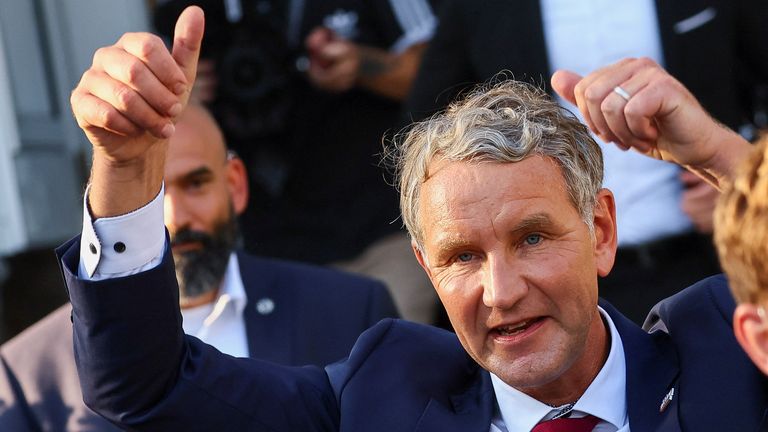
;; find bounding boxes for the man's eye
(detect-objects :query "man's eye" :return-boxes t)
[457,252,474,262]
[524,234,542,245]
[187,179,205,190]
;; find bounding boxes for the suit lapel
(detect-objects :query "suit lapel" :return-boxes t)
[238,252,295,364]
[602,301,682,432]
[415,367,495,432]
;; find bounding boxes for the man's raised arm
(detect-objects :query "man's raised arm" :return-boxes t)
[60,7,211,426]
[71,6,203,218]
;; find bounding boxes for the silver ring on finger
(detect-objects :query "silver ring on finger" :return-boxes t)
[613,86,631,102]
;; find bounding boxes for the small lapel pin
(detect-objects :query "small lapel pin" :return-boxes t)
[255,298,275,315]
[659,388,675,413]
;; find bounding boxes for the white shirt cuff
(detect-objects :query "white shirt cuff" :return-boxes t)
[78,185,166,281]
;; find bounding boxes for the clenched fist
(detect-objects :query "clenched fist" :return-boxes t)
[551,57,752,190]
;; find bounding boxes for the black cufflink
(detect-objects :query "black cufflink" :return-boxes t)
[113,242,126,253]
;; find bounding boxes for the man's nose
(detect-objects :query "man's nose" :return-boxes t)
[482,255,527,309]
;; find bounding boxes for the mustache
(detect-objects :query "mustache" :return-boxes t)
[170,229,213,249]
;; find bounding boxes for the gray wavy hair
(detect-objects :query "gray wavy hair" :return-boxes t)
[393,79,604,250]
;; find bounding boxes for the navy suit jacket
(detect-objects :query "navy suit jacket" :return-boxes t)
[0,246,397,431]
[58,236,768,431]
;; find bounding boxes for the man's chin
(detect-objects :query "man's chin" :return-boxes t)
[483,347,572,390]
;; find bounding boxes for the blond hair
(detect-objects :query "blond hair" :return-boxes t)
[715,137,768,304]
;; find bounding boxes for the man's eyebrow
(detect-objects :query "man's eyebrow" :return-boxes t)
[168,166,214,185]
[510,213,554,234]
[181,166,213,179]
[434,235,469,254]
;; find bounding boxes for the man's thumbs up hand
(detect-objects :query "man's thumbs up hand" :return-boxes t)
[71,6,204,217]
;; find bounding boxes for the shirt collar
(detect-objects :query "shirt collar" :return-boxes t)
[572,306,627,428]
[490,306,627,431]
[218,252,248,316]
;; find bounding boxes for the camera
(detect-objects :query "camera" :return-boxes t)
[154,0,305,144]
[208,4,306,147]
[154,0,308,196]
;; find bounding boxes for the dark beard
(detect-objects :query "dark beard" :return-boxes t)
[171,213,238,303]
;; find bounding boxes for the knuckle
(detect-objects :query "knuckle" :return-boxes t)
[92,47,109,66]
[658,74,677,89]
[623,101,639,116]
[79,69,98,87]
[70,91,84,118]
[81,68,96,80]
[137,36,161,59]
[148,34,164,48]
[124,59,144,83]
[98,105,118,129]
[600,98,619,115]
[584,87,601,103]
[69,89,83,108]
[618,57,636,66]
[573,81,586,97]
[113,85,135,110]
[118,32,135,44]
[637,56,655,68]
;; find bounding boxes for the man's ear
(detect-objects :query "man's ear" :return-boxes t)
[733,303,768,376]
[412,240,433,280]
[226,156,249,215]
[593,188,618,277]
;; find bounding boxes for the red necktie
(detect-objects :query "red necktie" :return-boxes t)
[531,414,600,432]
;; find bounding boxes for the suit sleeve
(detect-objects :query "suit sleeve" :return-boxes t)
[59,236,340,431]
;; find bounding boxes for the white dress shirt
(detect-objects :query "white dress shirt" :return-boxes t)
[540,0,692,246]
[489,307,629,432]
[79,186,250,358]
[181,253,250,358]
